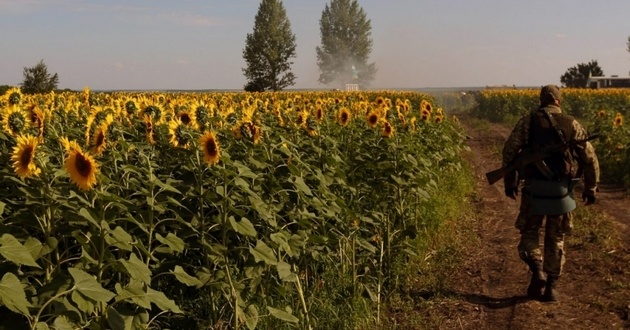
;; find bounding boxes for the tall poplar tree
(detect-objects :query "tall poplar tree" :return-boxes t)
[316,0,376,88]
[242,0,297,92]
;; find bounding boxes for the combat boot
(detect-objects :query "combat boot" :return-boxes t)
[525,260,546,299]
[541,275,558,302]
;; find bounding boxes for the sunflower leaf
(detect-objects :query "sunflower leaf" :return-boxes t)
[118,254,151,284]
[266,306,299,323]
[78,208,100,227]
[0,233,41,268]
[230,216,257,237]
[0,272,32,316]
[146,287,182,313]
[69,268,115,303]
[292,177,312,196]
[249,240,277,265]
[171,266,203,287]
[155,233,185,253]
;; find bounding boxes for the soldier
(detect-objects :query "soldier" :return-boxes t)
[502,85,600,302]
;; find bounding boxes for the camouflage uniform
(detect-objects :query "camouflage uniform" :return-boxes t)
[502,88,599,278]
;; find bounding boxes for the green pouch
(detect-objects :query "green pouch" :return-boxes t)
[528,179,576,215]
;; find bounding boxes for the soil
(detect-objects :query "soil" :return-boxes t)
[426,115,630,329]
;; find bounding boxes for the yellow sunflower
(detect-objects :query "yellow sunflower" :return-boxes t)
[2,105,29,136]
[435,114,444,123]
[11,134,41,179]
[91,122,109,156]
[366,110,380,128]
[143,115,156,145]
[64,142,99,191]
[597,109,606,118]
[168,118,189,148]
[199,131,220,165]
[5,87,23,106]
[420,100,432,114]
[337,107,351,127]
[420,109,431,122]
[176,109,198,129]
[315,106,324,122]
[613,113,623,127]
[382,121,394,138]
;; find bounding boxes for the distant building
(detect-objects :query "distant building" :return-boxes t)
[586,75,630,89]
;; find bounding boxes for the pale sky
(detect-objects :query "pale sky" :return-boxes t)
[1,0,629,90]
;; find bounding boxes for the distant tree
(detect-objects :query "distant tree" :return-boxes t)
[627,35,630,57]
[560,60,603,88]
[316,0,376,88]
[20,59,59,94]
[0,85,11,96]
[242,0,297,92]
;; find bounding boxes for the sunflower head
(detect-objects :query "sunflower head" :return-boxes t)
[613,113,623,127]
[64,143,99,191]
[11,134,41,179]
[382,121,394,138]
[337,107,351,127]
[200,131,220,165]
[6,87,23,106]
[3,105,28,136]
[124,99,139,117]
[91,122,109,155]
[168,118,190,148]
[366,110,380,127]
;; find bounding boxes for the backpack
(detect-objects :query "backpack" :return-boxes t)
[525,107,576,181]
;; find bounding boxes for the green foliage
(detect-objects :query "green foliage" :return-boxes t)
[20,60,59,94]
[242,0,297,92]
[0,85,12,97]
[560,60,603,88]
[0,90,467,329]
[316,0,376,88]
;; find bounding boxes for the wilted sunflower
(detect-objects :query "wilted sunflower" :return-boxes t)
[613,113,623,127]
[11,134,41,179]
[199,131,220,165]
[366,110,380,127]
[64,141,99,191]
[2,105,28,136]
[382,121,394,138]
[337,107,351,126]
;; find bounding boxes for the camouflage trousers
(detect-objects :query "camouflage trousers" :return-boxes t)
[515,192,573,277]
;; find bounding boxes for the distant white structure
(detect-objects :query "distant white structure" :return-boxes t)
[586,75,630,89]
[345,84,359,91]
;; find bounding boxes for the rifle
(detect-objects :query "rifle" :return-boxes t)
[485,133,600,185]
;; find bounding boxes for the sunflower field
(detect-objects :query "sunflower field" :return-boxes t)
[0,88,468,329]
[472,88,630,187]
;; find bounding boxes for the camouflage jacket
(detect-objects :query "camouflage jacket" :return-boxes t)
[502,105,600,196]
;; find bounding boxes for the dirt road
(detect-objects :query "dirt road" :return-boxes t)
[436,115,630,330]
